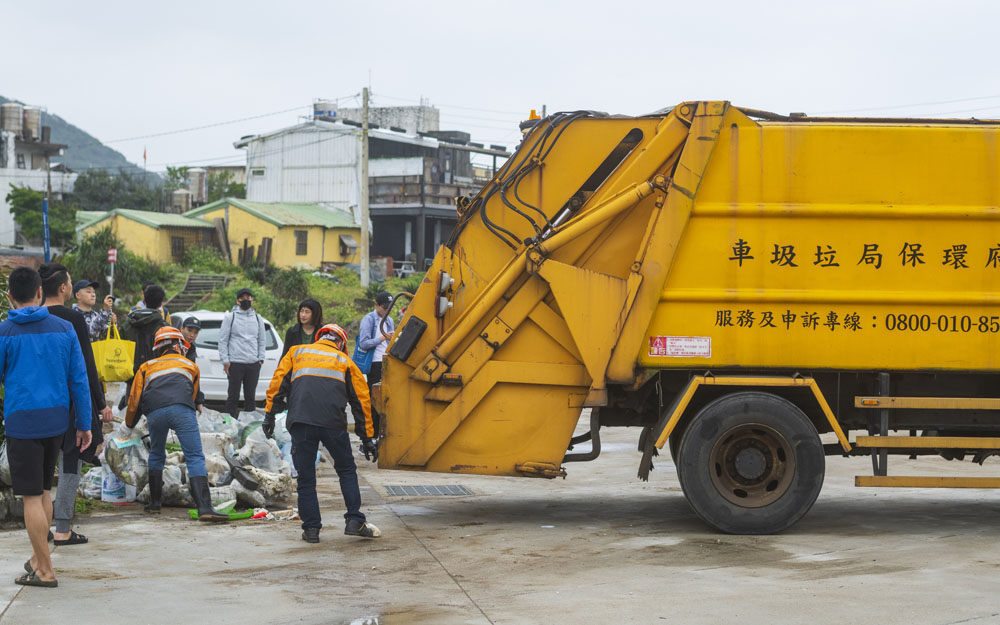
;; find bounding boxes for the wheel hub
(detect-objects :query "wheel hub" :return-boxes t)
[709,423,796,508]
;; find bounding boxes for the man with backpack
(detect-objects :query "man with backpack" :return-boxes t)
[218,288,266,418]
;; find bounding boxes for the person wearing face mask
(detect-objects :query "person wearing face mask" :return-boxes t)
[281,299,322,358]
[217,288,266,418]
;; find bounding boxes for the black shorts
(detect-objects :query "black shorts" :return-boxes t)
[6,434,63,496]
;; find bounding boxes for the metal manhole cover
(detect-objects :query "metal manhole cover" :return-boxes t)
[384,485,472,496]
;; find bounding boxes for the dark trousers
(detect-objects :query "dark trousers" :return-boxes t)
[226,362,261,417]
[290,423,364,530]
[367,361,383,436]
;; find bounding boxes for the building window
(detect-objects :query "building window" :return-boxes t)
[339,234,358,257]
[294,230,308,255]
[251,168,265,177]
[171,236,185,259]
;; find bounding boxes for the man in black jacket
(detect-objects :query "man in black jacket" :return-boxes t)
[39,263,112,546]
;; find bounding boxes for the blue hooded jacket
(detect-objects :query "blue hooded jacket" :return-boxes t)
[0,306,91,439]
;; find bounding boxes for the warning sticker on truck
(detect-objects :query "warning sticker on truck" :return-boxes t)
[649,336,712,358]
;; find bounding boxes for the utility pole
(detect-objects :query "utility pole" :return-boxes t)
[43,152,52,262]
[360,86,370,287]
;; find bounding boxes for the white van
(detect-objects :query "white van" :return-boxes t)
[171,310,284,403]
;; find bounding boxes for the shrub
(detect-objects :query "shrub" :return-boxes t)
[60,227,168,301]
[183,246,238,274]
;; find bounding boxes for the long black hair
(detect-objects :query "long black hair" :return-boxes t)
[297,298,323,328]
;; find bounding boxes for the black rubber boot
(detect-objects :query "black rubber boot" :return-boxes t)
[189,476,228,523]
[145,470,163,514]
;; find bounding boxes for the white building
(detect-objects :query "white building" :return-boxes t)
[234,109,509,265]
[0,102,76,246]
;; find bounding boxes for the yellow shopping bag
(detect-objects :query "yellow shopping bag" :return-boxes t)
[92,324,135,382]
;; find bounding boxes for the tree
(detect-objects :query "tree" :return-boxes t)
[206,170,246,203]
[5,184,77,246]
[164,166,190,192]
[71,168,159,211]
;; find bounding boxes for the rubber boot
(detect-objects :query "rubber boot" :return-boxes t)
[189,476,228,523]
[145,470,163,514]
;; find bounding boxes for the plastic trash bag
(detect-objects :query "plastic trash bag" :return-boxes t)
[101,464,137,503]
[0,441,11,487]
[201,432,234,459]
[236,437,287,474]
[77,467,102,500]
[159,465,192,506]
[105,429,149,491]
[232,480,266,508]
[198,409,240,442]
[205,453,232,487]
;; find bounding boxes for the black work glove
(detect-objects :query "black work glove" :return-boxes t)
[361,438,379,463]
[262,413,276,439]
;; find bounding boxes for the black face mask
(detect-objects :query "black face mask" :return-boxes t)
[239,299,252,310]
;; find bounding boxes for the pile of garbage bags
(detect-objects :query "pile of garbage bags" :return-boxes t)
[80,409,295,509]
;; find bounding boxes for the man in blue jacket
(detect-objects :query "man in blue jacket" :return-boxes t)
[1,267,92,588]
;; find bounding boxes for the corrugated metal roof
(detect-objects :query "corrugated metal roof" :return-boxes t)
[75,210,106,228]
[80,209,214,231]
[186,198,359,228]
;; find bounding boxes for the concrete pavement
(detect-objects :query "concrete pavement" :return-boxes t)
[2,425,1000,625]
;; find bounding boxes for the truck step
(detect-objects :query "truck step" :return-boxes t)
[856,476,1000,488]
[855,436,1000,449]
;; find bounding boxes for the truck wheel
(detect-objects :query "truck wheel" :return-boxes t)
[677,392,824,534]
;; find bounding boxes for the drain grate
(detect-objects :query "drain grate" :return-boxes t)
[384,485,472,497]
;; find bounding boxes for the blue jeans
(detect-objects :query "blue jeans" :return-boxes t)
[290,424,364,530]
[147,404,206,477]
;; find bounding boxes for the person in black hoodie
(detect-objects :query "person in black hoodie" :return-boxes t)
[281,299,323,358]
[118,284,168,411]
[38,263,111,546]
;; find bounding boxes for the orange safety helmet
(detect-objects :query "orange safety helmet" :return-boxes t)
[153,326,188,355]
[316,323,348,350]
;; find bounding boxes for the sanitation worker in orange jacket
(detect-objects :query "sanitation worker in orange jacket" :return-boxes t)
[126,326,227,522]
[264,323,380,543]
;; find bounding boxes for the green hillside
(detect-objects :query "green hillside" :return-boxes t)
[0,95,142,173]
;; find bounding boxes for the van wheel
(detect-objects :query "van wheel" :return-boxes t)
[677,392,824,534]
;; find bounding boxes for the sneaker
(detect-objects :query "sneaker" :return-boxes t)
[344,519,381,538]
[301,527,320,543]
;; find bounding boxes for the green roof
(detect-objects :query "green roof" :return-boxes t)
[78,208,214,232]
[186,198,359,229]
[75,210,107,229]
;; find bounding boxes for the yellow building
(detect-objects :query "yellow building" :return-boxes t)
[185,198,361,269]
[77,209,217,264]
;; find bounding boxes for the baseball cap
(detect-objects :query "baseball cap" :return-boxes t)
[72,279,99,295]
[236,288,253,299]
[181,316,202,329]
[375,291,392,307]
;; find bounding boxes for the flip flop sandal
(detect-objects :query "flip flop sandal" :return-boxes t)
[15,571,57,588]
[53,531,88,546]
[23,560,32,574]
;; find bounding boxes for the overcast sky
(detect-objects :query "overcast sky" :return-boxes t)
[6,0,1000,172]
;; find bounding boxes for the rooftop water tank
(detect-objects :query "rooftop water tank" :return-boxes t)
[1,103,23,134]
[22,107,41,141]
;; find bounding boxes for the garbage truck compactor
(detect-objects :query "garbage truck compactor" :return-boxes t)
[374,101,1000,534]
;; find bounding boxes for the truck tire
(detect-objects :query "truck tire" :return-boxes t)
[677,392,824,534]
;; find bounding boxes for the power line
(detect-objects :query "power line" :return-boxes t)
[65,94,360,149]
[816,93,1000,115]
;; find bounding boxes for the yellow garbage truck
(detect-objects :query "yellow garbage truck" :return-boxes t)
[374,101,1000,534]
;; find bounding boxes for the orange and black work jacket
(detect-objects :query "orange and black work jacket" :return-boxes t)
[125,352,200,427]
[265,339,374,438]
